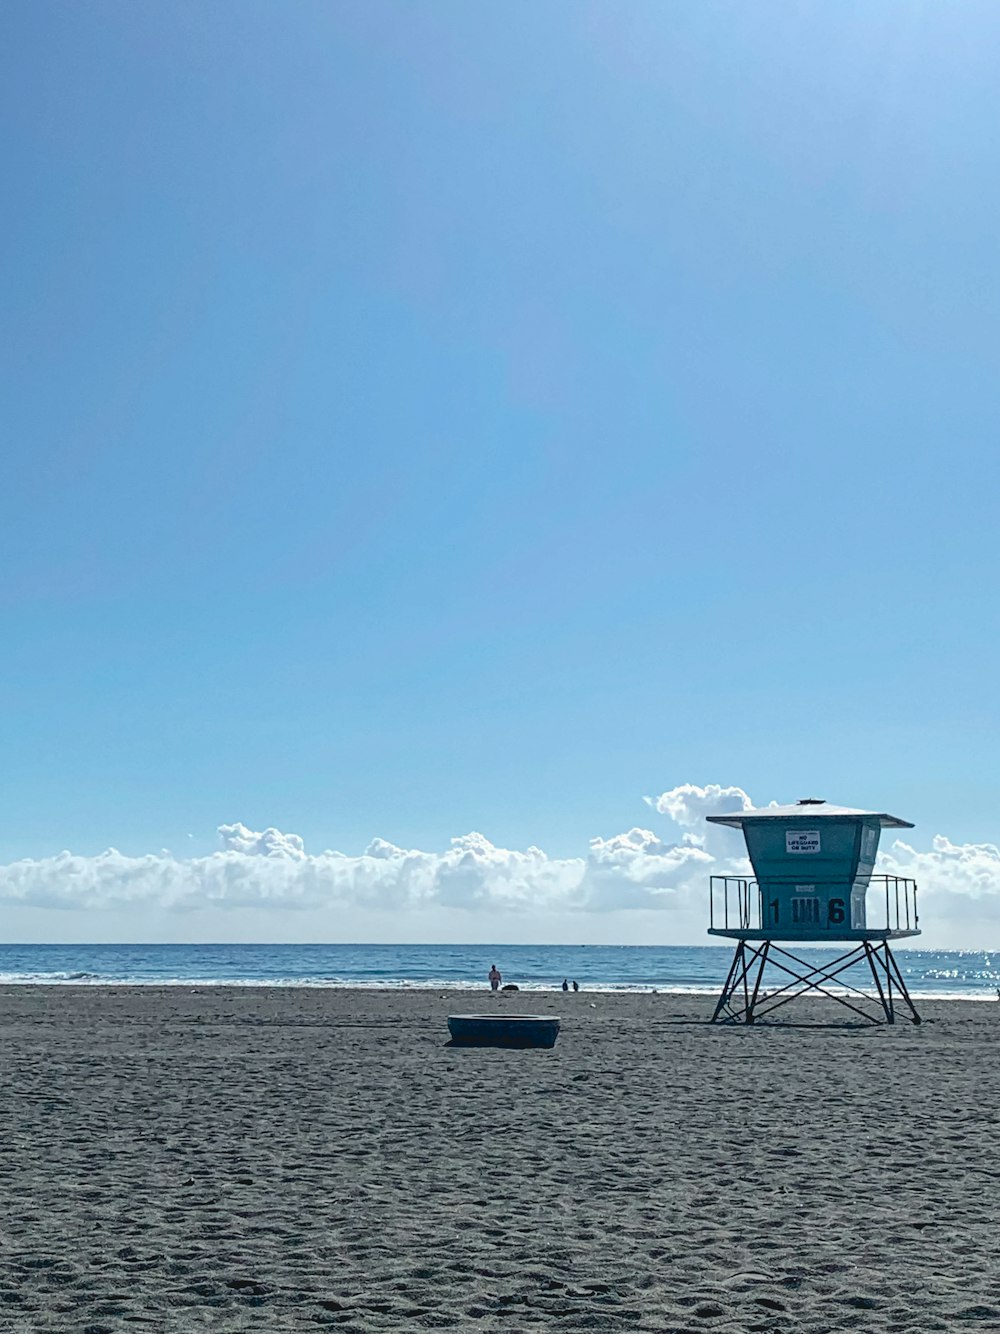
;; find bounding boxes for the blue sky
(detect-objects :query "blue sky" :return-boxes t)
[2,3,999,942]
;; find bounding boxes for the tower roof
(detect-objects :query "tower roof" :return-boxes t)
[706,798,913,830]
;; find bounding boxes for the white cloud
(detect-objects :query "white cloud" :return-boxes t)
[217,823,307,860]
[644,783,754,857]
[645,782,752,827]
[880,834,1000,938]
[0,784,996,947]
[583,827,713,910]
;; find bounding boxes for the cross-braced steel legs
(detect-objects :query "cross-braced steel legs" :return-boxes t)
[861,938,922,1026]
[711,939,921,1025]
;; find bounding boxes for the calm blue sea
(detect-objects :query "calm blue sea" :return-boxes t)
[0,943,995,999]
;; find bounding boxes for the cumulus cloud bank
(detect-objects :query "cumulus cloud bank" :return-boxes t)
[0,785,997,944]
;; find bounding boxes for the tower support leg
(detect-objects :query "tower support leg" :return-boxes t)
[711,941,769,1024]
[863,939,894,1023]
[881,941,921,1025]
[710,939,921,1025]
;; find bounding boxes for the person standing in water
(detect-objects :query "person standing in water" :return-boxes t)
[489,964,502,991]
[561,978,569,992]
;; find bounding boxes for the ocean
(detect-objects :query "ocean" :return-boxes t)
[0,942,995,999]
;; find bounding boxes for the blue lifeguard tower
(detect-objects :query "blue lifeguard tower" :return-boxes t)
[707,798,921,1025]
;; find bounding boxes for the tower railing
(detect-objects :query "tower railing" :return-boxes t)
[709,874,919,935]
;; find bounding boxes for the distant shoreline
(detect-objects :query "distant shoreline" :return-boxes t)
[0,941,994,998]
[0,980,994,1001]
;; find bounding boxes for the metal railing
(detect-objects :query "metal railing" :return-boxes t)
[709,875,919,935]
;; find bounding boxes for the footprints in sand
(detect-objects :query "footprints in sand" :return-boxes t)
[0,988,998,1330]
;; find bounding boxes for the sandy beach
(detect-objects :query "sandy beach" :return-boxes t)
[0,986,997,1332]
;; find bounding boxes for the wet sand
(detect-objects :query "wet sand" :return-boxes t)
[0,985,998,1332]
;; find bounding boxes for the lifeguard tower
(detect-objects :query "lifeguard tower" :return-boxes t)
[707,798,921,1025]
